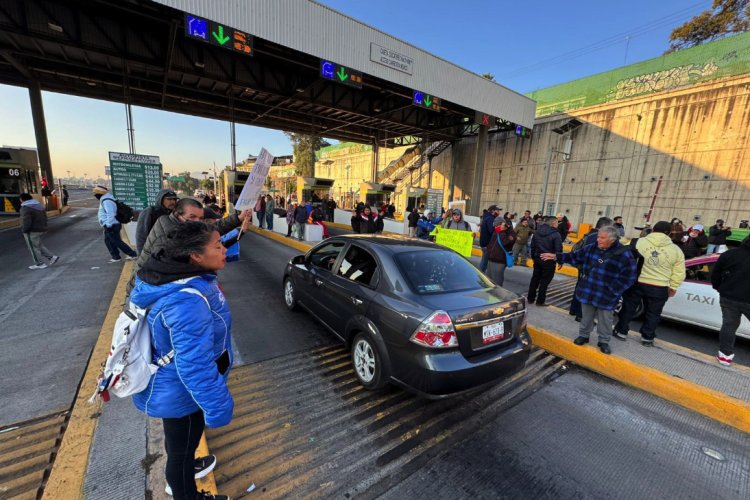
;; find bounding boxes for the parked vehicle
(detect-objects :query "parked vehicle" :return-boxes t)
[282,235,531,398]
[616,254,750,339]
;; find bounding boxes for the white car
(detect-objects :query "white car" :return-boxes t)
[619,254,749,339]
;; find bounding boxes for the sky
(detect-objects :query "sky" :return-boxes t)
[0,0,713,179]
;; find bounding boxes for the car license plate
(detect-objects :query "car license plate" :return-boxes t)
[482,322,505,344]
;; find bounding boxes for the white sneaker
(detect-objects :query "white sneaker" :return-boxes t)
[29,263,48,270]
[49,255,59,265]
[124,255,136,261]
[108,258,122,263]
[717,351,734,366]
[165,455,217,496]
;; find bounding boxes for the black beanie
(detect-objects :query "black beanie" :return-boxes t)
[652,221,672,234]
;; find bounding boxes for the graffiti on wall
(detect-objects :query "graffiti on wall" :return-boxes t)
[608,61,719,101]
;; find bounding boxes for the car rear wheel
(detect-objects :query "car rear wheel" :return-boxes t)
[614,297,644,319]
[283,277,298,311]
[352,333,388,390]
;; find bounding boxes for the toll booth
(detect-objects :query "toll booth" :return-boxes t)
[296,176,334,206]
[0,147,41,214]
[360,182,395,209]
[220,169,250,211]
[405,187,427,213]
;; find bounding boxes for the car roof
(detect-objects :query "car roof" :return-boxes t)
[685,254,719,266]
[326,234,448,254]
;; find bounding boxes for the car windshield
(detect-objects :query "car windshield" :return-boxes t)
[394,250,493,294]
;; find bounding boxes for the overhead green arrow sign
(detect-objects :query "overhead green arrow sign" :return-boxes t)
[212,25,230,45]
[336,67,349,81]
[423,95,432,107]
[320,60,362,88]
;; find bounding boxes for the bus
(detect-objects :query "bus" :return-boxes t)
[0,147,41,214]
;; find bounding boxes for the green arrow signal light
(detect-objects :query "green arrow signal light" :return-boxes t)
[212,25,230,45]
[336,67,349,81]
[424,95,432,107]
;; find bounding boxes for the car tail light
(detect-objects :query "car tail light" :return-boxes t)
[411,310,458,348]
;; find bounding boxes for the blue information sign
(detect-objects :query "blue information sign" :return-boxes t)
[184,13,253,56]
[320,60,363,88]
[413,90,441,112]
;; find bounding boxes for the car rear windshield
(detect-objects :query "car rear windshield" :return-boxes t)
[394,250,492,295]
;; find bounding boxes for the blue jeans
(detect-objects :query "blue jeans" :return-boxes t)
[255,211,265,228]
[480,246,489,273]
[266,212,274,230]
[103,224,136,260]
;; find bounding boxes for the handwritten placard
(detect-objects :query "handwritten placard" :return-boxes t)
[432,227,474,257]
[234,148,274,211]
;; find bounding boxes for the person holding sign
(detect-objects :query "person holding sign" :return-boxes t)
[441,208,472,231]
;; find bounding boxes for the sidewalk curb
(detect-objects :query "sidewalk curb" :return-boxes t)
[527,325,750,434]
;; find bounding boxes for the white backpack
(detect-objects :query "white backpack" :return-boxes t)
[90,301,173,402]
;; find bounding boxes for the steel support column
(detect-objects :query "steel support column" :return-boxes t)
[469,125,488,215]
[448,140,459,203]
[28,81,54,187]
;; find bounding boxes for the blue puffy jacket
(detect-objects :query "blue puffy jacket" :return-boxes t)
[479,212,496,247]
[130,274,234,428]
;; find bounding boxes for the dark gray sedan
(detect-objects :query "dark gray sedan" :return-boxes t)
[282,235,532,397]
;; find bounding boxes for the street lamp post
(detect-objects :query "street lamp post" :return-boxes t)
[345,164,351,209]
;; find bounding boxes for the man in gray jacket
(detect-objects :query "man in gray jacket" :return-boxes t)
[19,193,58,269]
[135,189,178,254]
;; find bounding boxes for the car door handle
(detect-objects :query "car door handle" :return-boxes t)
[314,278,324,287]
[351,297,363,306]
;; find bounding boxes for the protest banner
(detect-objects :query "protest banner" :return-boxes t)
[432,226,474,257]
[234,148,274,211]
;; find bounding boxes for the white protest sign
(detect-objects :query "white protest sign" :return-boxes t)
[234,148,274,211]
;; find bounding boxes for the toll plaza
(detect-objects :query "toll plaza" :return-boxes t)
[0,1,749,499]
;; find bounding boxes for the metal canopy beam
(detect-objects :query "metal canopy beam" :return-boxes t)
[0,0,485,145]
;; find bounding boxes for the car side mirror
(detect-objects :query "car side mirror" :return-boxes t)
[291,255,306,266]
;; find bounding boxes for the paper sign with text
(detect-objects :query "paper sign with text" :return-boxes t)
[234,148,274,211]
[432,227,474,257]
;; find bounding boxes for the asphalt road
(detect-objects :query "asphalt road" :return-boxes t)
[0,204,125,427]
[212,230,749,498]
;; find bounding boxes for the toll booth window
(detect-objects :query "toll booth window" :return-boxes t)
[308,241,346,271]
[338,246,379,287]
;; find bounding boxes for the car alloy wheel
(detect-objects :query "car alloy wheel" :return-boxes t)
[283,277,298,311]
[351,333,387,390]
[353,338,376,383]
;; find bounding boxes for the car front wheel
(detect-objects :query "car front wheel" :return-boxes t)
[283,277,298,311]
[351,333,388,390]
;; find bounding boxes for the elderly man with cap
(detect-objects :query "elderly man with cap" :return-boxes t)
[93,185,137,263]
[613,220,686,346]
[135,188,178,255]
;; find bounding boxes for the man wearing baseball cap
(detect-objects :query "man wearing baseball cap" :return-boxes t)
[613,220,685,346]
[93,185,137,263]
[135,189,178,255]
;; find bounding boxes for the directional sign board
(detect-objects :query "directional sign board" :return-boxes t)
[413,90,441,112]
[320,60,363,89]
[109,152,162,211]
[185,13,253,56]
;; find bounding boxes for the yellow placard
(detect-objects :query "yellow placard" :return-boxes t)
[432,227,474,257]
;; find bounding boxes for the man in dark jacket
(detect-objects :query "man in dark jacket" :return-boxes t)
[557,214,570,242]
[407,207,420,238]
[479,205,501,273]
[19,193,58,269]
[133,198,249,288]
[135,189,178,255]
[527,216,562,306]
[680,224,708,258]
[707,219,731,254]
[293,201,308,240]
[542,226,637,354]
[711,237,750,367]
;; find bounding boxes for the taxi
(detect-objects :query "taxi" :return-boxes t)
[660,254,750,339]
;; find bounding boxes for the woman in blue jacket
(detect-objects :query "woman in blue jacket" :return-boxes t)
[132,222,233,500]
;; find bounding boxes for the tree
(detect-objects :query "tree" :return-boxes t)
[668,0,750,52]
[284,132,327,177]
